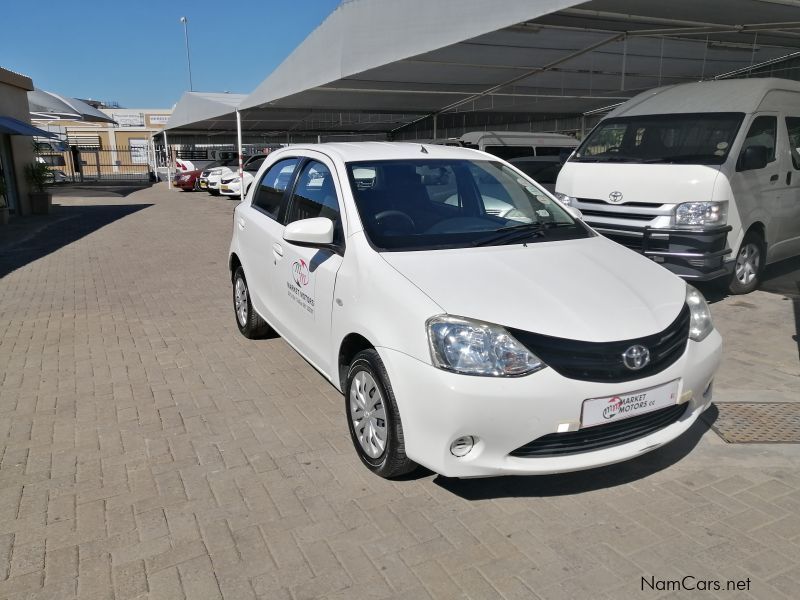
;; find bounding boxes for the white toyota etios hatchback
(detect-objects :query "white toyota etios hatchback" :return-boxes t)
[229,143,722,479]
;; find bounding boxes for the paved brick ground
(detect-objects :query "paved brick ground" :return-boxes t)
[0,184,799,600]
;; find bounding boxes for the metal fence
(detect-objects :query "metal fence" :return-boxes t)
[39,145,157,182]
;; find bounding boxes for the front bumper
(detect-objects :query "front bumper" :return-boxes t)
[220,181,241,195]
[378,330,721,478]
[590,223,733,281]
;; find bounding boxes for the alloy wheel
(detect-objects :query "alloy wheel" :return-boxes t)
[735,242,760,285]
[234,277,248,326]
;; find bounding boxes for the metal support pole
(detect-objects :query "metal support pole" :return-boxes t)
[163,130,171,189]
[620,35,628,91]
[432,113,437,140]
[236,109,244,201]
[180,17,193,91]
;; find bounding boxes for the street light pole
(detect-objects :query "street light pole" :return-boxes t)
[180,16,193,91]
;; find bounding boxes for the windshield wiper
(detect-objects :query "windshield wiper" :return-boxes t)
[642,154,716,164]
[473,223,546,247]
[573,156,636,163]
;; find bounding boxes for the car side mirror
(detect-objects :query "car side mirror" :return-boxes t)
[738,145,769,171]
[565,206,583,220]
[283,217,335,248]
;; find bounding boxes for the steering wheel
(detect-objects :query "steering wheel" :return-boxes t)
[374,210,416,234]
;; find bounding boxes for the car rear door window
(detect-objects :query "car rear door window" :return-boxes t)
[252,158,299,219]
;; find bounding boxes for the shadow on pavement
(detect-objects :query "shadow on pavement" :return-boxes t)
[0,203,152,279]
[698,255,800,303]
[697,256,800,362]
[432,405,717,500]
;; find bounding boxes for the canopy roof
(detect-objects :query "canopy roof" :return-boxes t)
[164,0,800,137]
[162,92,245,131]
[28,88,115,123]
[0,115,56,137]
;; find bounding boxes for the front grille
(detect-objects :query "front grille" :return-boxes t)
[577,197,655,208]
[580,209,653,221]
[509,305,690,383]
[509,403,687,457]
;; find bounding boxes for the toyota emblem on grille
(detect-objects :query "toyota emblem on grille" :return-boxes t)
[622,345,650,370]
[609,191,624,203]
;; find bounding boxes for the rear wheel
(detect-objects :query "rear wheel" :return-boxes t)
[345,349,416,479]
[728,231,764,294]
[233,267,271,338]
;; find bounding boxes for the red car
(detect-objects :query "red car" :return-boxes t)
[175,169,201,191]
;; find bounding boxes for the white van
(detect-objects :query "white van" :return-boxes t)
[555,78,800,293]
[443,131,578,161]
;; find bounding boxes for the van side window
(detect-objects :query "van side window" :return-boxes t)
[483,145,534,160]
[252,158,299,219]
[738,116,777,167]
[786,117,800,170]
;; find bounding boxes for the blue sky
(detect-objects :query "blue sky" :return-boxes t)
[1,0,341,108]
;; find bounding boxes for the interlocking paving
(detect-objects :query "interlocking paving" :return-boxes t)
[708,403,800,444]
[0,184,799,600]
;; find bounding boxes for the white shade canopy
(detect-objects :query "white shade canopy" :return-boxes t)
[163,0,800,137]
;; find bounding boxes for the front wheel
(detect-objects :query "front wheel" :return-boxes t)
[728,231,764,294]
[345,349,416,479]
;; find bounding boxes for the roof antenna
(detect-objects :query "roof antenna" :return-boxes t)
[420,144,428,154]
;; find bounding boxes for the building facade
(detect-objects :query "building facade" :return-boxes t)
[0,67,36,215]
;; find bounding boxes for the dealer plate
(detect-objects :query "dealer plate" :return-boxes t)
[221,185,230,191]
[199,181,207,188]
[581,379,680,428]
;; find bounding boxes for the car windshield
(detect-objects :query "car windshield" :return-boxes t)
[573,112,745,165]
[509,158,562,184]
[346,159,590,251]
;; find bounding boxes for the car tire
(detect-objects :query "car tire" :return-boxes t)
[728,230,764,295]
[232,267,271,339]
[345,349,417,479]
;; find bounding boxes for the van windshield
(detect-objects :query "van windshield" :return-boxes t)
[573,112,745,165]
[346,159,590,251]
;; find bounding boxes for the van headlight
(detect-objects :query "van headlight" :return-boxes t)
[426,315,546,376]
[674,201,727,228]
[554,192,576,206]
[686,284,713,342]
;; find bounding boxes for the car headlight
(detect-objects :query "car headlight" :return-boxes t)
[554,192,576,206]
[686,284,713,342]
[674,201,727,228]
[426,315,546,377]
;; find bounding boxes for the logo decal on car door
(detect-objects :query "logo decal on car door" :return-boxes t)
[287,259,315,315]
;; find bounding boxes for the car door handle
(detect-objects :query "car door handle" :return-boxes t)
[787,171,793,185]
[770,173,779,182]
[272,243,284,258]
